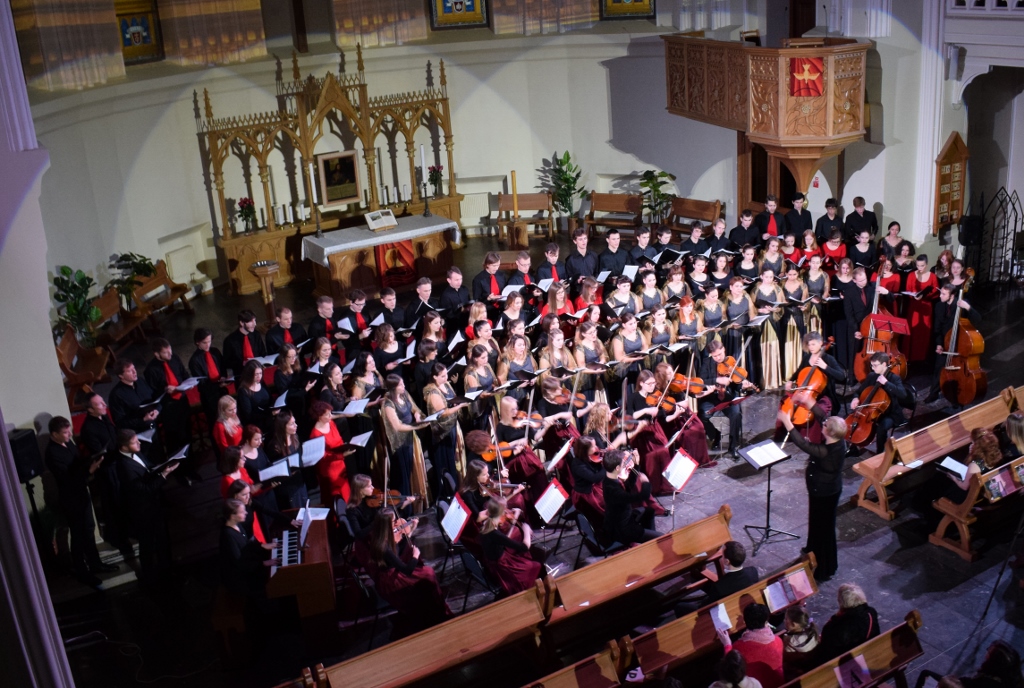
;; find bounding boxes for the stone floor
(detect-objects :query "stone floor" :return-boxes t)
[46,229,1024,687]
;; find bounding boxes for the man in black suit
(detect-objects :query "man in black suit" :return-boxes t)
[845,267,883,366]
[115,429,178,585]
[753,194,786,243]
[507,251,540,317]
[143,337,192,458]
[334,289,373,361]
[629,226,658,264]
[705,218,735,255]
[471,251,507,304]
[223,309,266,375]
[602,450,660,545]
[265,307,307,352]
[539,242,567,283]
[308,295,345,357]
[565,227,598,298]
[45,416,114,587]
[80,393,118,458]
[80,394,135,564]
[674,540,759,616]
[925,284,983,404]
[108,359,160,433]
[404,277,439,330]
[814,198,845,244]
[598,228,629,276]
[844,196,878,238]
[188,327,229,423]
[785,192,813,238]
[730,209,760,249]
[375,288,405,330]
[439,266,471,311]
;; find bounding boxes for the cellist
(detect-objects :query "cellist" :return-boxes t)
[848,352,907,455]
[924,284,982,405]
[697,341,756,458]
[776,333,846,444]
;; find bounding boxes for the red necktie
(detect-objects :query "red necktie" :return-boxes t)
[767,215,777,236]
[356,313,366,331]
[242,335,254,361]
[205,351,220,381]
[283,329,293,344]
[163,362,182,400]
[325,318,333,334]
[861,289,867,306]
[551,265,558,280]
[524,274,531,286]
[490,274,500,296]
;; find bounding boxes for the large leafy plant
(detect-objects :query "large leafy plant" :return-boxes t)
[52,266,101,341]
[547,151,586,216]
[639,169,675,222]
[107,252,156,312]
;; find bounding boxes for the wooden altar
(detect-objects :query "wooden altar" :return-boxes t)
[197,48,464,295]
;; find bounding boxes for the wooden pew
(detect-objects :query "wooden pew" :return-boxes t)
[928,455,1024,561]
[631,555,818,678]
[664,197,723,242]
[91,287,149,358]
[54,325,111,411]
[271,667,315,688]
[524,639,631,688]
[1009,384,1024,411]
[319,578,553,688]
[495,192,555,248]
[583,192,643,238]
[132,259,192,329]
[778,610,924,688]
[547,505,733,623]
[851,391,1015,519]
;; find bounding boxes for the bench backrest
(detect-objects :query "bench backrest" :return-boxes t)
[979,456,1024,504]
[322,580,550,688]
[589,192,642,216]
[133,260,183,303]
[668,197,722,225]
[525,639,627,688]
[552,505,732,615]
[888,395,1012,469]
[1011,385,1024,412]
[91,288,122,322]
[55,325,79,374]
[632,556,818,677]
[778,611,924,688]
[497,192,553,214]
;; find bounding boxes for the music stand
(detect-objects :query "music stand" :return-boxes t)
[739,439,798,555]
[867,313,910,336]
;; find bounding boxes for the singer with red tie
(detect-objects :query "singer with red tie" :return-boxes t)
[472,251,508,303]
[308,295,345,360]
[223,310,267,376]
[143,338,193,459]
[189,327,229,425]
[541,242,566,284]
[264,307,307,352]
[754,194,786,242]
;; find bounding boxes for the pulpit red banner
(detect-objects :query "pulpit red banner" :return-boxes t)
[790,57,824,97]
[375,240,417,290]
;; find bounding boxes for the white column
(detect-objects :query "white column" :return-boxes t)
[911,1,946,241]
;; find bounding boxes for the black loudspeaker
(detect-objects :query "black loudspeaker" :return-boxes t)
[7,428,44,484]
[959,215,984,247]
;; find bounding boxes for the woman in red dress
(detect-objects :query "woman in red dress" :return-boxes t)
[904,253,940,363]
[479,498,543,595]
[213,395,243,454]
[819,229,847,276]
[309,400,352,503]
[218,446,272,542]
[876,257,902,314]
[366,508,451,636]
[574,276,603,312]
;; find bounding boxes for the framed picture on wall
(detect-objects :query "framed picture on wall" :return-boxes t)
[318,151,361,208]
[430,0,489,30]
[600,0,655,20]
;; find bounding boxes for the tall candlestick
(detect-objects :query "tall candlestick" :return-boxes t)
[511,170,519,217]
[259,208,266,227]
[377,148,384,187]
[269,167,277,205]
[363,189,369,207]
[383,186,389,205]
[309,163,318,204]
[420,144,426,181]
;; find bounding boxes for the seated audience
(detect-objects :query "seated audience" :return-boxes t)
[718,603,783,688]
[817,583,880,661]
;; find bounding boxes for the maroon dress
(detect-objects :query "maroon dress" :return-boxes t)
[659,406,712,467]
[628,392,675,495]
[370,541,452,636]
[498,422,549,504]
[570,450,606,531]
[481,522,542,595]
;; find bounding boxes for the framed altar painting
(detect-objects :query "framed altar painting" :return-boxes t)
[430,0,489,29]
[600,0,655,20]
[318,151,361,208]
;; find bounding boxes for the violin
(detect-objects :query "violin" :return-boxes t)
[845,361,894,446]
[367,488,420,509]
[480,442,515,462]
[668,374,707,396]
[514,410,544,429]
[484,478,524,499]
[939,269,986,406]
[779,337,834,427]
[553,387,587,408]
[609,413,642,434]
[646,393,680,414]
[717,356,760,393]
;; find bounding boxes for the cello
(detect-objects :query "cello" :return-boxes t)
[845,360,894,446]
[779,336,834,427]
[939,269,986,406]
[852,273,907,381]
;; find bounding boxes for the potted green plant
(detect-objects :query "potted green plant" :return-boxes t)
[547,151,586,233]
[107,253,156,313]
[639,169,675,224]
[52,266,101,345]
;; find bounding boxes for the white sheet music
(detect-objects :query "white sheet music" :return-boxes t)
[295,507,330,522]
[342,359,355,374]
[537,278,554,292]
[349,430,373,447]
[272,390,289,408]
[535,480,569,524]
[711,603,732,631]
[596,270,611,283]
[175,377,203,391]
[338,318,355,333]
[341,398,369,415]
[258,460,291,482]
[301,436,326,466]
[284,452,301,470]
[441,494,471,543]
[136,428,156,443]
[744,440,789,470]
[448,331,465,348]
[623,264,639,281]
[663,451,699,492]
[253,354,278,366]
[544,439,574,473]
[369,313,384,327]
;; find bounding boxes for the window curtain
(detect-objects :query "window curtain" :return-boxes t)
[332,0,427,49]
[157,0,266,66]
[11,0,126,91]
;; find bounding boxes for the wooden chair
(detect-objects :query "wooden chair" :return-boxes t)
[631,555,818,678]
[495,192,555,249]
[91,287,149,359]
[54,325,111,411]
[664,197,723,242]
[778,611,924,688]
[928,456,1024,561]
[132,259,192,331]
[851,391,1015,520]
[319,578,553,687]
[583,192,643,238]
[548,505,732,624]
[524,638,632,688]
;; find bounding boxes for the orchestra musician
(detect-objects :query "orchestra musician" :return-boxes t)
[848,352,908,455]
[570,435,609,529]
[924,284,982,405]
[627,371,681,496]
[495,396,548,504]
[698,341,755,457]
[653,363,713,468]
[479,498,543,595]
[602,449,660,545]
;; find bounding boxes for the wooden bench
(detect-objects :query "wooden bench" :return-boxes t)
[91,287,150,359]
[55,325,111,411]
[495,192,555,248]
[318,578,553,688]
[928,455,1024,561]
[631,555,818,678]
[132,259,192,329]
[851,391,1015,520]
[524,639,631,688]
[665,197,723,242]
[1009,384,1024,412]
[548,505,732,623]
[583,192,643,238]
[778,610,924,688]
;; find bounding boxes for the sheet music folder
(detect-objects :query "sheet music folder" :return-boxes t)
[738,439,790,471]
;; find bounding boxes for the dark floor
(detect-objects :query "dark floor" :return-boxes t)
[45,229,1024,687]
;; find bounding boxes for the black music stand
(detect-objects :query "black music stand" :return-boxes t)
[739,439,798,555]
[867,313,910,336]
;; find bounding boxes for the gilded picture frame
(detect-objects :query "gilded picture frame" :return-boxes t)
[600,0,655,20]
[318,151,361,208]
[430,0,488,30]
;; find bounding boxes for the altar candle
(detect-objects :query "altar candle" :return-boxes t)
[275,205,285,225]
[511,170,519,217]
[403,184,408,202]
[309,163,318,204]
[420,145,426,180]
[383,186,390,205]
[286,204,294,224]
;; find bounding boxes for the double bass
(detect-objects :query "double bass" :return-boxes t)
[939,269,986,406]
[852,274,907,381]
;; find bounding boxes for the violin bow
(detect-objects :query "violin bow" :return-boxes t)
[524,385,537,445]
